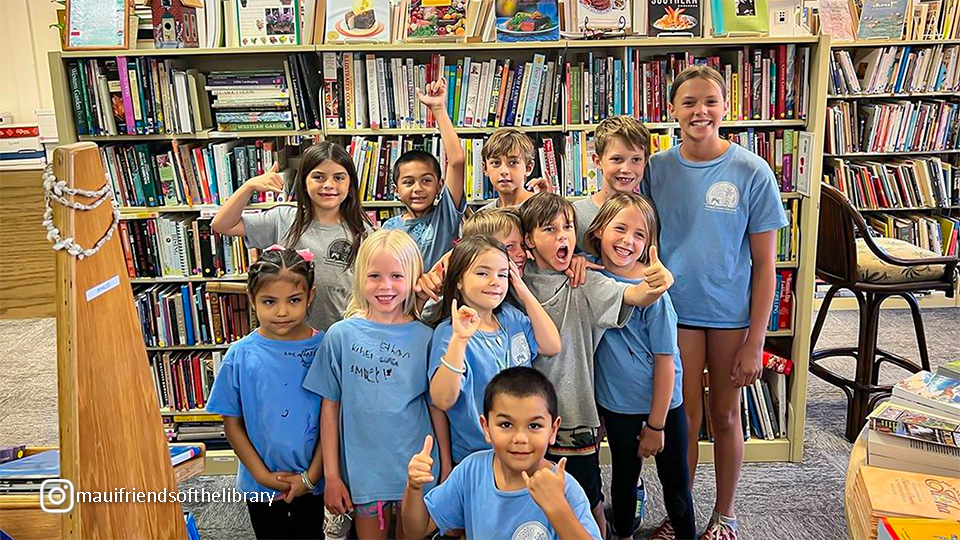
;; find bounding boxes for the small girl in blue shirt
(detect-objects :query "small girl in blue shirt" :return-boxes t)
[303,229,439,540]
[642,65,789,540]
[428,235,561,464]
[583,193,695,540]
[206,246,325,539]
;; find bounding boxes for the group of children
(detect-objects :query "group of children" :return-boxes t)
[205,64,788,540]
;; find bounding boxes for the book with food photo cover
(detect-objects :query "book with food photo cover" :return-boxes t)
[648,0,701,35]
[326,0,391,41]
[406,0,468,39]
[577,0,632,30]
[495,0,561,41]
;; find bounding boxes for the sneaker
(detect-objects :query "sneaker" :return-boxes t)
[323,507,352,540]
[633,478,648,529]
[651,519,677,540]
[700,520,737,540]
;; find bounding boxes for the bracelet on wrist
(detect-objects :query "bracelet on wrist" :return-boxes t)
[644,423,665,432]
[440,356,466,374]
[300,471,316,491]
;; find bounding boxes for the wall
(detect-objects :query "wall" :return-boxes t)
[0,0,61,124]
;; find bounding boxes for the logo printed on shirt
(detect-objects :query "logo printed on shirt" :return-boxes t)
[325,239,353,268]
[512,521,550,540]
[511,333,531,366]
[704,181,740,214]
[409,221,436,252]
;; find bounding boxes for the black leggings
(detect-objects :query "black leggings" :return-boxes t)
[246,493,324,539]
[600,405,696,540]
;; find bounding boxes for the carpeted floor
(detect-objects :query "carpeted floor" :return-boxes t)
[1,308,958,539]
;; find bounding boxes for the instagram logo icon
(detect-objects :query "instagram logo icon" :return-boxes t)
[40,479,75,513]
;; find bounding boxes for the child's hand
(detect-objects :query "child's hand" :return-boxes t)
[451,299,481,340]
[509,260,535,302]
[276,472,310,503]
[258,470,295,496]
[407,435,436,491]
[416,79,448,112]
[324,476,353,515]
[642,246,673,294]
[246,162,285,195]
[526,177,554,194]
[523,458,569,516]
[564,255,603,288]
[637,426,665,458]
[731,340,763,387]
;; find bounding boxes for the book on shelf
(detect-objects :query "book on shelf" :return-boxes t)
[118,215,254,279]
[134,282,255,348]
[778,198,799,262]
[725,129,806,191]
[699,366,787,441]
[868,400,960,448]
[570,0,632,32]
[710,0,769,36]
[877,518,960,540]
[325,0,392,42]
[892,371,960,419]
[495,0,560,42]
[829,45,960,96]
[824,100,960,155]
[856,0,909,40]
[768,269,793,332]
[236,0,302,46]
[938,360,960,379]
[818,0,858,41]
[647,0,701,36]
[867,423,960,477]
[849,466,960,540]
[867,212,958,255]
[823,156,958,210]
[406,0,468,39]
[150,351,218,413]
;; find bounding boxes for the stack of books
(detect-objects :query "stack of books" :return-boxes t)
[206,69,301,132]
[849,465,960,540]
[877,518,960,540]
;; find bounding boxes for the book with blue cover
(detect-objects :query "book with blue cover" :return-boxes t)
[857,0,908,39]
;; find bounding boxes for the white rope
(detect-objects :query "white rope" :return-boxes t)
[42,163,121,260]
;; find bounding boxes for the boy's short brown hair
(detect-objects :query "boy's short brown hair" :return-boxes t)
[594,116,650,159]
[482,128,536,164]
[462,207,522,239]
[519,192,576,235]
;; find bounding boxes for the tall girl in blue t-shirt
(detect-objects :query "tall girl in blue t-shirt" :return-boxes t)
[643,65,788,540]
[428,235,561,464]
[583,193,695,540]
[303,229,439,540]
[205,246,325,539]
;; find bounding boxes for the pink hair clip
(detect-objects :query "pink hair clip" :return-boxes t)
[265,244,285,252]
[296,249,315,263]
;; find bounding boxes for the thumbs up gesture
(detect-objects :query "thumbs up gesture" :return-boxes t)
[248,162,285,195]
[642,245,673,295]
[407,435,436,491]
[522,458,568,515]
[451,298,482,341]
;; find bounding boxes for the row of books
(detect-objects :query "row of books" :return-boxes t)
[67,57,211,137]
[101,139,287,208]
[119,215,254,279]
[769,270,793,332]
[725,129,812,192]
[150,351,218,413]
[824,100,960,155]
[868,212,959,257]
[778,199,799,263]
[823,156,959,210]
[134,283,255,348]
[829,45,960,96]
[699,369,787,442]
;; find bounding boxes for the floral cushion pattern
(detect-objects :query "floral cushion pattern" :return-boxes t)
[856,237,947,284]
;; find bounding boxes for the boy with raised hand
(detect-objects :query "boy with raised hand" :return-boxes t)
[402,367,602,540]
[518,191,672,538]
[382,78,466,270]
[478,128,552,211]
[573,116,651,252]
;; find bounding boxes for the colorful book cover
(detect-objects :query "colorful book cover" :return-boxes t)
[818,0,858,40]
[325,0,391,41]
[858,466,960,521]
[648,0,701,36]
[711,0,769,35]
[406,0,468,39]
[857,0,908,39]
[937,360,960,380]
[236,0,302,46]
[577,0,632,31]
[879,517,960,540]
[495,0,561,42]
[894,371,960,418]
[869,400,960,448]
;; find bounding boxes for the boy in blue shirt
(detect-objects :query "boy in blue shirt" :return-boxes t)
[382,78,467,270]
[402,367,602,540]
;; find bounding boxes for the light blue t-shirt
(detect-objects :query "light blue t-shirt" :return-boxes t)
[429,303,539,463]
[206,330,324,497]
[381,187,466,270]
[595,270,683,415]
[642,143,789,327]
[424,449,602,540]
[302,317,438,504]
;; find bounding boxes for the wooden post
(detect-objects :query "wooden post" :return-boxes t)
[53,142,188,539]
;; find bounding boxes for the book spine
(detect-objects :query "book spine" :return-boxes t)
[67,62,88,136]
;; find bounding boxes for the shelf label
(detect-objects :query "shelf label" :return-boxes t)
[85,275,120,302]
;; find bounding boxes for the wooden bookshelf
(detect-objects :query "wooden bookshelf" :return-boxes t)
[48,36,831,465]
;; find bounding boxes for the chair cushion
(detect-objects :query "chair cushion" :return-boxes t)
[857,237,947,284]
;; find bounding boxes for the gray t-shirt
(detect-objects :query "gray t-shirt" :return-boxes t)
[242,206,368,332]
[522,262,632,430]
[572,196,600,254]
